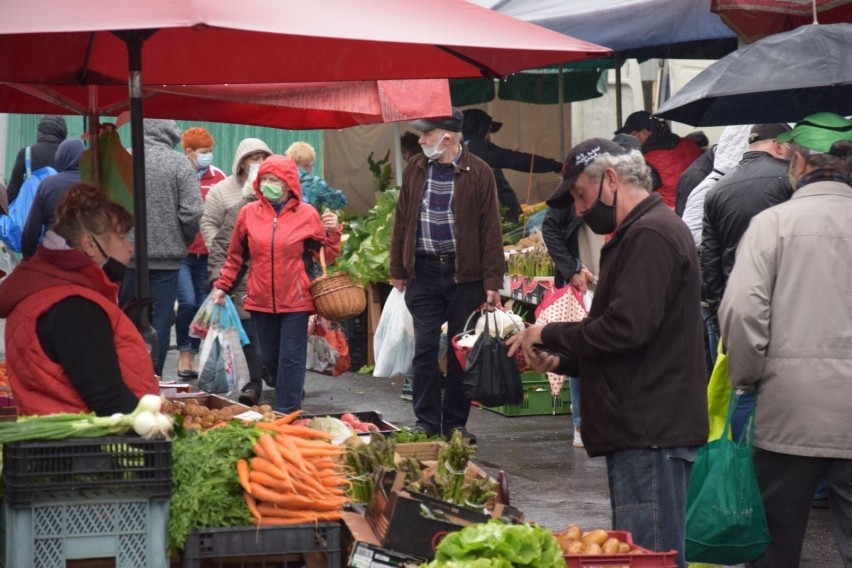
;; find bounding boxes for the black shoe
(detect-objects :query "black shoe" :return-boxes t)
[177,369,198,379]
[238,386,260,407]
[446,427,477,445]
[412,424,439,437]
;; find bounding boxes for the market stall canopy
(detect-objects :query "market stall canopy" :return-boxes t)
[0,80,453,130]
[471,0,738,59]
[655,23,852,126]
[0,0,611,85]
[712,0,852,44]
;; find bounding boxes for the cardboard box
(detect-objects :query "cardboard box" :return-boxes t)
[507,274,555,305]
[343,512,425,568]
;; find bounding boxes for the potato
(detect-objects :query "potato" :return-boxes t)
[584,543,603,555]
[581,529,609,548]
[629,548,645,554]
[601,537,620,554]
[618,542,631,554]
[560,524,583,542]
[565,541,584,555]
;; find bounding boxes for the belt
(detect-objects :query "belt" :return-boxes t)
[417,253,455,263]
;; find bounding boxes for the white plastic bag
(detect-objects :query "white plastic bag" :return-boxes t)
[196,294,249,401]
[373,288,415,378]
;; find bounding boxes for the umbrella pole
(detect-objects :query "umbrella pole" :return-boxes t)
[118,30,158,368]
[88,86,100,188]
[558,65,565,160]
[615,53,623,131]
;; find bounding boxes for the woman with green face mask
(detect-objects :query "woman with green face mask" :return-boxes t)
[211,155,343,413]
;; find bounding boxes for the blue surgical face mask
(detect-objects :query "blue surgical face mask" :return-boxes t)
[195,152,213,170]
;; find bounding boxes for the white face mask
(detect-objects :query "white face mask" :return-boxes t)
[247,162,260,182]
[422,134,448,160]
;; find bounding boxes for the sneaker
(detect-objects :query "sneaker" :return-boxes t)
[238,386,260,407]
[446,427,477,445]
[572,429,584,448]
[400,377,413,401]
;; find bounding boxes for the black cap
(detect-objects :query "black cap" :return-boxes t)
[748,123,792,144]
[546,138,629,209]
[410,107,464,133]
[614,110,655,135]
[462,109,502,140]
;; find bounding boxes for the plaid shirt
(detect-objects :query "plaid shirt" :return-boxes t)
[416,157,459,255]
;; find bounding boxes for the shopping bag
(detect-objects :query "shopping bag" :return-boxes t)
[311,316,350,377]
[0,147,56,252]
[685,392,771,564]
[373,288,415,378]
[534,284,589,398]
[196,295,250,400]
[706,341,731,441]
[460,311,523,407]
[451,305,526,371]
[80,126,134,214]
[306,316,338,375]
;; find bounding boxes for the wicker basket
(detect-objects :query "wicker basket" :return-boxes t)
[309,248,367,321]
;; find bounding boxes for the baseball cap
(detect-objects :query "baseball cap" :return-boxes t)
[776,112,852,154]
[748,123,792,144]
[546,138,629,209]
[462,109,502,140]
[614,110,655,135]
[410,107,464,133]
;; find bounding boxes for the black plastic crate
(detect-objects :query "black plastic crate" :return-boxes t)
[2,435,171,506]
[183,522,342,567]
[342,311,368,371]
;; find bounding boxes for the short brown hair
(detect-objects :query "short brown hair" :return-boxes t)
[53,183,134,247]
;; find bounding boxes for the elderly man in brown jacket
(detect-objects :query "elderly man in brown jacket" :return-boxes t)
[389,107,504,444]
[719,112,852,568]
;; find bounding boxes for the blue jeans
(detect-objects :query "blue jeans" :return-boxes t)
[731,391,756,443]
[569,376,581,430]
[176,254,209,353]
[702,304,719,375]
[606,446,698,568]
[119,268,180,377]
[404,255,484,436]
[250,311,309,413]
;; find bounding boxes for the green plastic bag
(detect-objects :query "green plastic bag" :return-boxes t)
[706,341,731,441]
[685,392,771,564]
[80,126,134,214]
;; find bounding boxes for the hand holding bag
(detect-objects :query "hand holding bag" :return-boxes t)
[460,310,523,407]
[685,391,771,564]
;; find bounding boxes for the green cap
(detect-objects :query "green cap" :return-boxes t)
[777,112,852,154]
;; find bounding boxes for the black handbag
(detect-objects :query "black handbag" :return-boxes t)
[460,311,523,407]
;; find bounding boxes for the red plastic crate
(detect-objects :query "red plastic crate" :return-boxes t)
[563,531,677,567]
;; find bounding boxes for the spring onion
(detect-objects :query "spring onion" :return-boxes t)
[0,394,173,443]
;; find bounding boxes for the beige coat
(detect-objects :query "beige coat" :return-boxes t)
[719,180,852,459]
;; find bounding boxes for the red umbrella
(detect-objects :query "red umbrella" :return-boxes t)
[0,80,453,130]
[712,0,852,44]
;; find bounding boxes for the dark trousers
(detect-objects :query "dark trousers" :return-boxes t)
[751,448,852,568]
[404,255,484,436]
[250,311,309,414]
[240,317,266,393]
[119,268,179,377]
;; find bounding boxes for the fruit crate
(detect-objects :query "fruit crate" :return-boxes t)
[483,372,571,417]
[182,522,342,567]
[2,435,171,506]
[563,530,678,567]
[1,498,169,568]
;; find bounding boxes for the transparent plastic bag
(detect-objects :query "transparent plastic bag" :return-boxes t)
[195,294,249,400]
[373,288,415,378]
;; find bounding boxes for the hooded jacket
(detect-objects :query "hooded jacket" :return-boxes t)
[124,119,202,270]
[6,115,67,203]
[200,138,273,249]
[20,139,85,258]
[186,164,226,256]
[643,130,702,208]
[213,156,341,314]
[0,234,158,415]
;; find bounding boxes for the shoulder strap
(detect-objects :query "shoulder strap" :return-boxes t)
[25,146,32,178]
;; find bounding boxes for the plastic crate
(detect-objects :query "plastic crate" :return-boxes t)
[483,378,570,416]
[2,435,171,506]
[563,530,678,567]
[1,498,169,568]
[342,312,368,371]
[182,522,342,567]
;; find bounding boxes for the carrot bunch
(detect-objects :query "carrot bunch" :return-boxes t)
[236,410,350,526]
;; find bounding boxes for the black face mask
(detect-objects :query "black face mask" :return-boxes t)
[582,174,617,235]
[92,237,128,283]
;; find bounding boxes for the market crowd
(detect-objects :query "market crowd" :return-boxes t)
[1,106,851,568]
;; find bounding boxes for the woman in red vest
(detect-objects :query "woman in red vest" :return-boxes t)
[0,183,158,416]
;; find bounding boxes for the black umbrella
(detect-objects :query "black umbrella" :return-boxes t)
[655,23,852,127]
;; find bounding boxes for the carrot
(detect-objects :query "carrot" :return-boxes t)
[243,491,262,523]
[257,422,335,440]
[297,447,346,459]
[249,470,293,492]
[249,482,347,510]
[275,435,312,473]
[258,515,342,526]
[236,459,252,494]
[273,410,303,426]
[250,457,295,492]
[252,441,270,461]
[258,433,287,471]
[257,504,343,520]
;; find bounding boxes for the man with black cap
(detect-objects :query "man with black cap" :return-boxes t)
[615,110,701,209]
[507,138,707,568]
[389,107,504,444]
[700,123,792,399]
[462,108,562,223]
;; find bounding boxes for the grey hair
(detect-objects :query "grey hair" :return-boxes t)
[789,141,852,178]
[583,149,653,192]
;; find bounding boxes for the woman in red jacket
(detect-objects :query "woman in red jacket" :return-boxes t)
[211,155,341,413]
[0,183,158,416]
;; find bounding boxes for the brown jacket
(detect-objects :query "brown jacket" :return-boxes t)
[389,147,504,291]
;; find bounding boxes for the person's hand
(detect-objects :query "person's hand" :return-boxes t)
[391,278,407,292]
[486,290,501,307]
[570,268,594,294]
[505,325,561,372]
[211,288,227,306]
[321,210,340,232]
